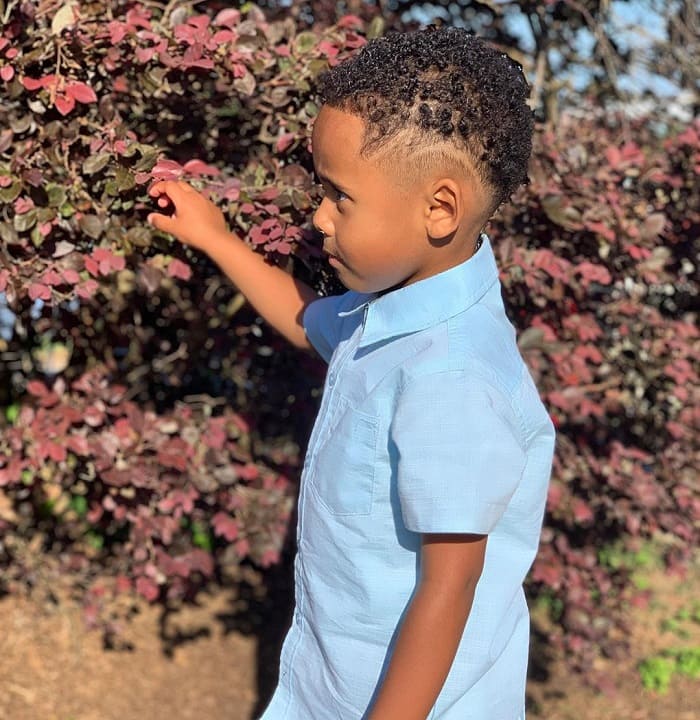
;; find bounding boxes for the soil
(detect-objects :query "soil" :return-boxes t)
[1,556,698,720]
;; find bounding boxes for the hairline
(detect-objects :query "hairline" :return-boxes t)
[356,123,498,215]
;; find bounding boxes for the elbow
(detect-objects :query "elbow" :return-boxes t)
[419,573,482,611]
[289,332,314,353]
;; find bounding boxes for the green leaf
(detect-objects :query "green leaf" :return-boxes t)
[639,656,675,693]
[676,648,700,679]
[37,207,55,224]
[0,221,19,246]
[85,530,104,550]
[83,153,111,175]
[70,495,88,517]
[541,195,581,229]
[125,226,152,248]
[142,69,169,95]
[14,208,38,232]
[30,222,44,247]
[233,71,256,97]
[367,16,386,39]
[115,166,135,191]
[191,521,213,551]
[290,187,311,211]
[0,179,22,203]
[104,179,119,196]
[254,166,268,187]
[216,99,242,118]
[60,202,76,218]
[39,499,56,518]
[294,32,317,54]
[133,148,159,171]
[121,142,144,158]
[5,403,19,424]
[78,214,104,239]
[47,183,67,207]
[307,61,326,80]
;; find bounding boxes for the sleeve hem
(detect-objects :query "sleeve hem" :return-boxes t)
[402,505,507,535]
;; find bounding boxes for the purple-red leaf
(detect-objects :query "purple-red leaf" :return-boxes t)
[65,81,98,103]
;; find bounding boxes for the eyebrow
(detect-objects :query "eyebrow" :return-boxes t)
[314,170,351,195]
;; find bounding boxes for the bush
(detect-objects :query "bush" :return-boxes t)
[494,111,699,672]
[0,0,357,618]
[0,2,697,678]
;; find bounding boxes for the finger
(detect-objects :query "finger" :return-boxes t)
[147,212,177,235]
[148,180,169,197]
[157,180,196,205]
[148,179,187,198]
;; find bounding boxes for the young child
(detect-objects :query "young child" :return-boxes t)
[148,27,555,720]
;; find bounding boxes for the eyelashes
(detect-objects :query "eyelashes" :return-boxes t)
[316,182,348,204]
[313,171,349,204]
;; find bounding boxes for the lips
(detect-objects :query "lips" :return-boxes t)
[323,245,342,264]
[327,255,343,269]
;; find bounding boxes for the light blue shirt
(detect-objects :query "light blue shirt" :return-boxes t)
[260,236,555,720]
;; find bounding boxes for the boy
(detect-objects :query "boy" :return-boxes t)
[148,27,555,720]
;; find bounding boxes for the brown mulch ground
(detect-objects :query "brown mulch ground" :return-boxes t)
[1,558,698,720]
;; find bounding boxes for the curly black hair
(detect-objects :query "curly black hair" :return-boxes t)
[316,27,534,211]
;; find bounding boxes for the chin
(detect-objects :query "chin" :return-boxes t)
[333,266,397,294]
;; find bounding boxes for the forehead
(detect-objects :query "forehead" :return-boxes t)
[311,106,367,175]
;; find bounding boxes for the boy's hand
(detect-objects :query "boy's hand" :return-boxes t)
[147,180,317,351]
[147,180,229,252]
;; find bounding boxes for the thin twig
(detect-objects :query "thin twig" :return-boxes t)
[562,0,621,90]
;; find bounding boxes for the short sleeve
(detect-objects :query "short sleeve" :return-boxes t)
[303,291,370,363]
[391,371,526,535]
[302,294,346,362]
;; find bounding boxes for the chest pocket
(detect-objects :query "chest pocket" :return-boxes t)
[310,402,379,516]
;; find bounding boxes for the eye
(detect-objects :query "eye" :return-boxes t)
[325,184,348,206]
[313,171,348,204]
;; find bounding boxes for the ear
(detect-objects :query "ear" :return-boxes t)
[424,178,462,240]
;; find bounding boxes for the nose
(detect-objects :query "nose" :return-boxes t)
[312,197,334,238]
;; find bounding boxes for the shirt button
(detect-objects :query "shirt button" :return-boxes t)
[328,371,336,387]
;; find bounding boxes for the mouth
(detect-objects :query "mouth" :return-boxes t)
[323,246,342,265]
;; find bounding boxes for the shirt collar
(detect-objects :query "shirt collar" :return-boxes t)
[338,233,499,349]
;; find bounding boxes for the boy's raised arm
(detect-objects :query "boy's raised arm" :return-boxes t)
[147,180,319,350]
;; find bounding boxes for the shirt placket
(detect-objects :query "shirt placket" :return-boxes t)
[282,302,370,716]
[297,306,367,543]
